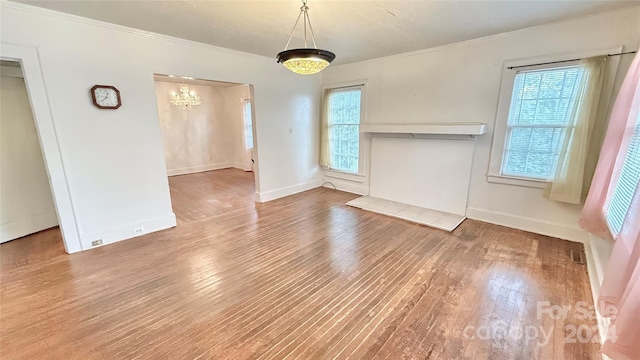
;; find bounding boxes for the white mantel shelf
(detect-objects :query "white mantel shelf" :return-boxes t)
[360,122,486,136]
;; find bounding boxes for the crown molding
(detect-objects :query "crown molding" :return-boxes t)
[0,1,273,62]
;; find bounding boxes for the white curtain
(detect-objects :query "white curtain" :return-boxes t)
[544,57,606,204]
[320,89,332,168]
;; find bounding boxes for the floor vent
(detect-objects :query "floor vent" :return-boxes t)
[570,250,585,265]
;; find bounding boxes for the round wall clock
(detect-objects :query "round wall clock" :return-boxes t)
[90,85,122,109]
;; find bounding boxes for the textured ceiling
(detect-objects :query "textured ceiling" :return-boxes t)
[16,0,640,64]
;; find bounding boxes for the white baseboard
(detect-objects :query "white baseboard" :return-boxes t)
[167,163,235,176]
[1,212,59,243]
[465,207,588,243]
[257,178,323,203]
[79,213,177,251]
[230,162,245,170]
[584,235,613,350]
[323,177,369,196]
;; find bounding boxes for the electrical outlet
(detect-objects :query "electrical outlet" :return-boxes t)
[92,239,103,247]
[133,227,144,236]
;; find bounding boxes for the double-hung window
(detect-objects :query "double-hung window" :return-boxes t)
[322,86,363,174]
[606,116,640,236]
[501,66,585,179]
[488,49,620,188]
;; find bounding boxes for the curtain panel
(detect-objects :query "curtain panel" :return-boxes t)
[580,52,640,360]
[320,89,332,168]
[544,57,606,204]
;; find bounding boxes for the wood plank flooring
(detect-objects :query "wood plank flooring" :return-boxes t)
[0,169,600,359]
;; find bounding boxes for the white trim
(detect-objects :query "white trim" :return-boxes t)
[487,46,623,186]
[256,178,323,203]
[360,123,486,136]
[486,174,547,189]
[466,207,588,243]
[322,80,368,176]
[584,234,613,352]
[167,163,239,176]
[323,178,369,196]
[1,44,83,253]
[231,162,245,170]
[81,213,176,249]
[324,169,365,183]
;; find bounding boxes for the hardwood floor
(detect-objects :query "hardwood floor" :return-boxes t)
[0,169,599,359]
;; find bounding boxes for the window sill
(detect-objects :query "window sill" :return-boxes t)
[486,174,547,189]
[324,169,365,183]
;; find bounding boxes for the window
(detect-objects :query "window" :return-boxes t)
[488,48,621,188]
[606,115,640,236]
[325,87,363,173]
[502,66,585,179]
[242,100,253,149]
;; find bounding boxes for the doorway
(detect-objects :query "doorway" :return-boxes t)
[0,60,62,253]
[153,75,258,223]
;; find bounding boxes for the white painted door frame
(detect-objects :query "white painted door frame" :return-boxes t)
[1,43,82,253]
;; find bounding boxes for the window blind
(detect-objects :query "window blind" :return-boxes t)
[502,66,585,179]
[606,115,640,236]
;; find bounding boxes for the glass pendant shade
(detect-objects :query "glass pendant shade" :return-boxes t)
[277,0,335,75]
[277,49,336,75]
[170,84,202,110]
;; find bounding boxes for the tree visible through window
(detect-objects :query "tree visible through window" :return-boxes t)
[327,88,362,173]
[502,66,586,179]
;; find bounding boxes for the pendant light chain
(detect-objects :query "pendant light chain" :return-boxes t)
[283,9,303,51]
[303,3,307,48]
[276,0,335,75]
[306,5,319,49]
[283,0,319,51]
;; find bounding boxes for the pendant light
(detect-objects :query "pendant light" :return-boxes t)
[276,0,335,75]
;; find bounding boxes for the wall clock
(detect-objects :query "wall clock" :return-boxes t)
[90,85,122,109]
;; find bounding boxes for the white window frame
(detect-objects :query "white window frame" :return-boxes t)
[322,80,367,180]
[487,47,622,188]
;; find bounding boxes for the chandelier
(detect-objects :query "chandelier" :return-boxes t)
[276,0,335,75]
[170,84,202,110]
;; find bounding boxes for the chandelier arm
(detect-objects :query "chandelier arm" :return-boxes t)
[303,8,308,48]
[283,10,304,51]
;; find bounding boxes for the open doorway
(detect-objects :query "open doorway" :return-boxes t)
[0,60,64,261]
[153,75,258,223]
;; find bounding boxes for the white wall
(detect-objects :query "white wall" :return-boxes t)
[322,6,640,241]
[155,81,248,176]
[0,2,322,251]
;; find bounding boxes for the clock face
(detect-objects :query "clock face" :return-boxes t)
[91,85,121,109]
